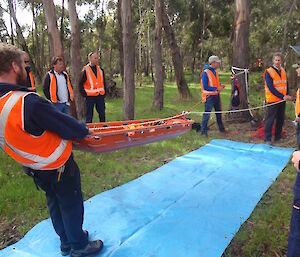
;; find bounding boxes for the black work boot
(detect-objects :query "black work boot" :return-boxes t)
[61,230,89,256]
[70,240,103,257]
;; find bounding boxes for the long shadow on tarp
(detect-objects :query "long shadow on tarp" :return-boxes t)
[0,140,294,257]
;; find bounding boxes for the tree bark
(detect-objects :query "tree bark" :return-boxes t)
[68,0,85,120]
[117,0,124,81]
[60,0,65,47]
[152,0,164,110]
[137,0,143,87]
[230,0,251,121]
[121,0,135,120]
[161,1,191,100]
[42,0,64,58]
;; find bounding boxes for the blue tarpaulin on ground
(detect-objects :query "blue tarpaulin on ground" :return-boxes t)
[0,140,294,257]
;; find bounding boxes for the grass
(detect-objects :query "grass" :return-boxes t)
[0,71,298,256]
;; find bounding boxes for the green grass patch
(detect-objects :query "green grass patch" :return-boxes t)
[0,72,297,256]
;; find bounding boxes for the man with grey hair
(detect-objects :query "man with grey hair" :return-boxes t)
[200,55,226,136]
[263,52,292,143]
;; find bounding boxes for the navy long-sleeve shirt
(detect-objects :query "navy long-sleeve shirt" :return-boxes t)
[0,83,88,140]
[201,65,219,92]
[264,66,289,99]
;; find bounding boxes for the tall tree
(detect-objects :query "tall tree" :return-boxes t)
[68,0,85,120]
[152,0,164,110]
[117,0,124,81]
[121,0,135,120]
[161,0,191,100]
[42,0,64,58]
[230,0,251,121]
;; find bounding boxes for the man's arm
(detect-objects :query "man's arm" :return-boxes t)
[79,70,87,97]
[24,94,88,140]
[43,73,51,100]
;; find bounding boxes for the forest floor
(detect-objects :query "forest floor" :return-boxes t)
[0,71,297,257]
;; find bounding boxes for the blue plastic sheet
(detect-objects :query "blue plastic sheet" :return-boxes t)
[0,140,294,257]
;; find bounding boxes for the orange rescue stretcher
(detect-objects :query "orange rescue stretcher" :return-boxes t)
[73,114,194,153]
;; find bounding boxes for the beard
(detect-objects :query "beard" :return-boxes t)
[16,69,28,87]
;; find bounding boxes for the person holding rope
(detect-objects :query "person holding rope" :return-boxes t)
[263,52,292,143]
[200,55,226,136]
[0,43,103,257]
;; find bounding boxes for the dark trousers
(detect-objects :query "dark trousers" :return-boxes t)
[264,102,285,141]
[288,172,300,257]
[54,103,69,115]
[86,95,105,123]
[201,95,225,135]
[24,155,88,250]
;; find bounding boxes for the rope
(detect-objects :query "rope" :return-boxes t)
[186,100,285,115]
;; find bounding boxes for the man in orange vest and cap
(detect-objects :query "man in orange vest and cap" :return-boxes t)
[79,52,106,123]
[24,53,36,92]
[0,43,103,257]
[200,55,226,136]
[264,52,292,143]
[43,56,74,114]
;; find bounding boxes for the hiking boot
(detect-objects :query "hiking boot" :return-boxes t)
[61,230,89,256]
[70,240,103,257]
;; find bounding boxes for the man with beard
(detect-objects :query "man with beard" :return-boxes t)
[24,53,36,91]
[0,43,103,257]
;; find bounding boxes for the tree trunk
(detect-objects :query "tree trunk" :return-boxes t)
[68,0,85,120]
[137,0,143,87]
[121,0,135,120]
[8,0,14,45]
[42,0,64,58]
[117,0,124,81]
[60,0,65,47]
[152,0,164,110]
[230,0,251,121]
[161,1,190,100]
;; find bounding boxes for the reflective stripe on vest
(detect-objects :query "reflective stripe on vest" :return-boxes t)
[83,65,105,96]
[264,67,287,103]
[29,71,35,89]
[0,91,72,170]
[200,69,220,102]
[49,72,74,103]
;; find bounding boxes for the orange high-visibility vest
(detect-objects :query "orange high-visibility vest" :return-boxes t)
[264,67,287,103]
[200,69,220,102]
[83,65,105,96]
[49,71,74,103]
[296,88,300,117]
[28,71,35,89]
[0,91,72,170]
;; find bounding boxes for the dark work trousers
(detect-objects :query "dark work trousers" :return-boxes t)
[86,95,105,123]
[288,172,300,257]
[201,94,225,135]
[264,101,286,142]
[24,154,88,250]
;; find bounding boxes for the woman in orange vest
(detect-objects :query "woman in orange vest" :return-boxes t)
[79,52,106,123]
[0,44,103,257]
[200,55,226,136]
[43,56,74,114]
[263,53,292,143]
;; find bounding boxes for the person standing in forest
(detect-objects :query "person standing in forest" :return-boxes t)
[0,43,103,257]
[263,52,292,143]
[200,55,226,136]
[24,53,36,92]
[79,52,107,123]
[43,56,74,114]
